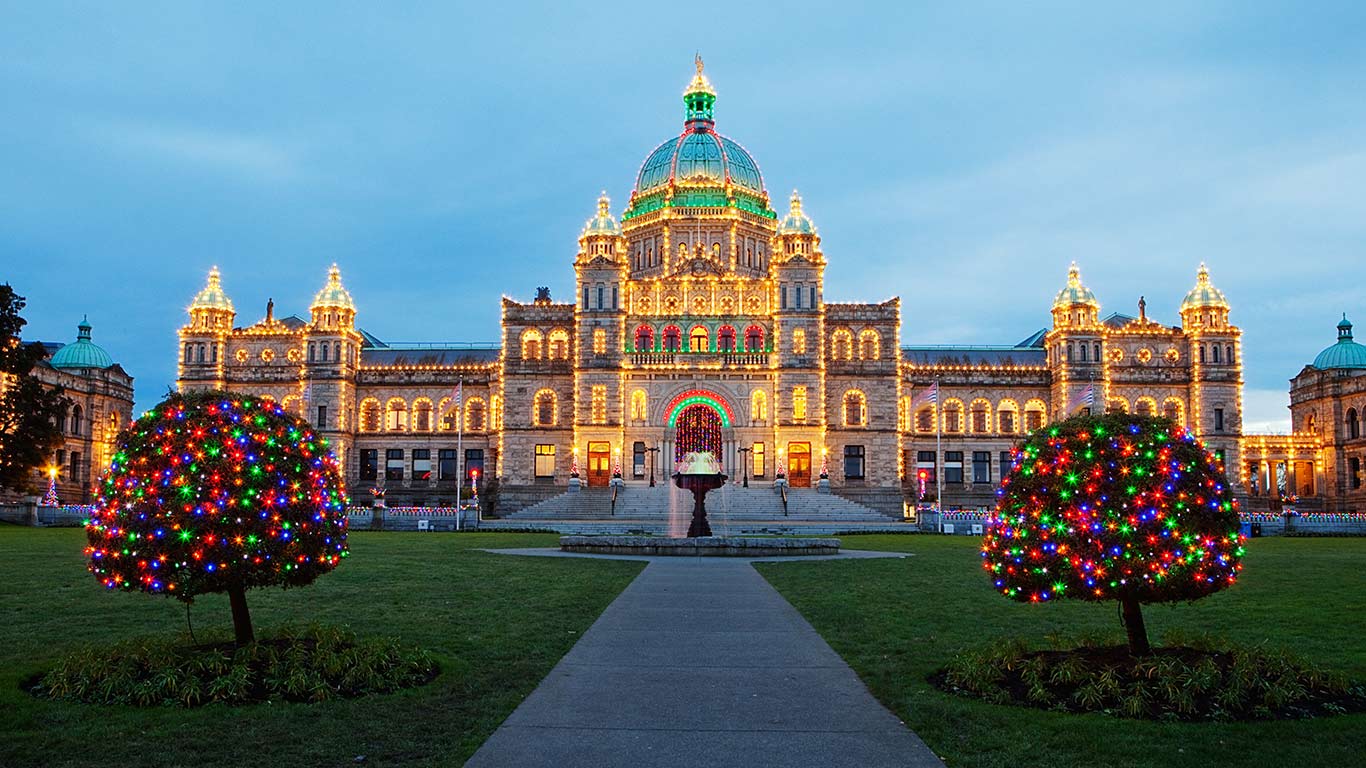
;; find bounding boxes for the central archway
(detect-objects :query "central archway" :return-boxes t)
[674,403,723,462]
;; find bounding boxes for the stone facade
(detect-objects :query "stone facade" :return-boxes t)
[174,66,1246,512]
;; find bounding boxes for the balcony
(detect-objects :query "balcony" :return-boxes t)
[629,351,769,367]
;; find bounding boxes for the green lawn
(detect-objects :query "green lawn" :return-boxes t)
[757,535,1366,768]
[0,526,643,768]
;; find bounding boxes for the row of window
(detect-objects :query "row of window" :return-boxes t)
[777,284,818,311]
[633,324,766,353]
[1048,341,1236,366]
[359,397,498,433]
[904,398,1051,435]
[359,448,485,482]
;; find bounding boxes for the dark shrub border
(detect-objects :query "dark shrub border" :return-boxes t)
[25,624,438,707]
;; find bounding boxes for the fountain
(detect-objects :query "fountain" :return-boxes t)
[558,451,841,557]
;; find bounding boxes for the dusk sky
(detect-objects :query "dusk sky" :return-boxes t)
[4,2,1364,428]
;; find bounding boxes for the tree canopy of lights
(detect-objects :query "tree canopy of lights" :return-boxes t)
[981,413,1244,655]
[85,390,349,645]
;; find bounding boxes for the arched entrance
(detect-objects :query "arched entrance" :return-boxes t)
[674,403,723,462]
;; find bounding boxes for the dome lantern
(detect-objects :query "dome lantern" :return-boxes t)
[189,266,234,314]
[1052,262,1100,311]
[684,53,716,126]
[580,191,622,238]
[777,190,818,236]
[50,315,114,370]
[311,264,355,313]
[1180,262,1229,312]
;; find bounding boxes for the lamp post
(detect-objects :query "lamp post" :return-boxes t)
[646,446,660,487]
[737,446,752,488]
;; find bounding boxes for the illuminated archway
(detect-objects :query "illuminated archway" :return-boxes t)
[663,389,735,428]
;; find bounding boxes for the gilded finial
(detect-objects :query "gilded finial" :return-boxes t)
[695,52,704,76]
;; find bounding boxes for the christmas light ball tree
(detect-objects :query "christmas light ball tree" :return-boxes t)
[982,413,1244,655]
[86,391,349,645]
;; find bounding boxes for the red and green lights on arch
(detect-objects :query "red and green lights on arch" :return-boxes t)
[981,414,1244,606]
[85,391,349,599]
[666,389,733,463]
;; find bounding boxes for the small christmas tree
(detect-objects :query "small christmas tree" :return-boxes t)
[85,391,348,645]
[982,413,1243,655]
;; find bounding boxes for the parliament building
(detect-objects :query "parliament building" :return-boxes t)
[176,63,1247,514]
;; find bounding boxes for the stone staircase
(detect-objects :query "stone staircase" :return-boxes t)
[483,483,917,535]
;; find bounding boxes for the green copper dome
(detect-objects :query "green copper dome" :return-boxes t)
[581,192,622,237]
[777,190,817,235]
[311,264,355,311]
[1180,262,1229,311]
[1053,262,1100,310]
[50,316,114,370]
[625,58,773,221]
[1311,315,1366,371]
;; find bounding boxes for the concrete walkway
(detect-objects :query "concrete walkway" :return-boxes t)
[466,555,944,767]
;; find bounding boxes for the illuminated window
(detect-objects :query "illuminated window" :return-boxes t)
[413,399,433,431]
[753,442,765,477]
[970,400,990,433]
[534,389,557,426]
[858,329,880,360]
[593,328,606,354]
[844,445,865,479]
[635,325,654,351]
[832,329,852,360]
[718,325,737,352]
[491,395,503,430]
[630,389,648,421]
[1025,399,1047,431]
[792,328,806,355]
[751,390,768,423]
[844,390,867,427]
[360,399,380,432]
[689,326,709,352]
[663,325,682,352]
[943,400,963,433]
[465,397,487,431]
[521,329,543,359]
[385,398,408,431]
[792,386,808,421]
[1135,398,1156,418]
[534,444,556,478]
[744,325,764,352]
[916,406,935,433]
[548,329,570,360]
[591,385,606,424]
[997,401,1018,434]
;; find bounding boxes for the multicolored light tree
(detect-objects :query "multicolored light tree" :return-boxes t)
[982,413,1244,655]
[86,391,349,645]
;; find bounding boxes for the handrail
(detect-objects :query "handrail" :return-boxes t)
[610,484,618,516]
[779,484,788,516]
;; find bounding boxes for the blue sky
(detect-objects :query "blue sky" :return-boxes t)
[4,2,1364,428]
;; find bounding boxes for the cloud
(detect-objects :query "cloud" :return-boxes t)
[90,119,302,184]
[1242,387,1291,434]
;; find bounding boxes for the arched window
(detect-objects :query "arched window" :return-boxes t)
[717,326,737,353]
[1349,408,1360,440]
[548,329,570,360]
[744,325,764,352]
[1107,397,1129,415]
[1135,397,1156,418]
[360,399,381,432]
[57,407,67,433]
[71,405,82,436]
[916,406,935,433]
[630,389,648,422]
[1079,344,1088,362]
[465,397,486,432]
[791,328,806,355]
[412,398,434,431]
[858,329,880,360]
[282,395,303,416]
[1024,399,1047,432]
[534,389,557,426]
[751,390,768,423]
[663,325,682,352]
[943,400,963,433]
[635,325,655,352]
[1199,345,1206,363]
[689,326,709,353]
[844,390,867,427]
[385,398,408,431]
[1306,412,1317,434]
[1226,344,1234,364]
[1212,345,1221,363]
[997,400,1019,434]
[521,329,543,360]
[970,399,991,433]
[831,329,853,361]
[438,398,457,431]
[1162,397,1185,426]
[491,394,503,430]
[898,396,911,432]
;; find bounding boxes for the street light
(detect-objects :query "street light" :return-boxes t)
[737,446,752,488]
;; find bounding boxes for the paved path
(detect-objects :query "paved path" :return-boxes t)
[466,555,944,767]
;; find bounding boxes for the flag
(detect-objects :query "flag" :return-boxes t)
[453,380,464,410]
[301,383,312,402]
[1066,382,1095,414]
[909,381,939,409]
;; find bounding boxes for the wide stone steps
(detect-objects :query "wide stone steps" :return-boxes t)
[500,484,897,524]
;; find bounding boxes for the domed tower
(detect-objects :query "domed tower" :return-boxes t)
[51,317,114,371]
[1179,263,1241,480]
[621,56,776,279]
[773,190,824,365]
[575,192,627,431]
[1047,262,1104,415]
[306,264,360,436]
[179,267,235,391]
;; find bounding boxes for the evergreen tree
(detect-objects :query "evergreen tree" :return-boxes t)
[982,413,1244,655]
[0,284,70,494]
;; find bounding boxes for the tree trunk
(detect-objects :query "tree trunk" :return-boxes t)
[1120,594,1150,656]
[227,583,254,646]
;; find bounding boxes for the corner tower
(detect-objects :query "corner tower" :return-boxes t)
[305,265,361,450]
[1179,263,1242,479]
[178,267,235,392]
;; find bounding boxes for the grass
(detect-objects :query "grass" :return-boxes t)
[0,526,643,768]
[756,535,1366,768]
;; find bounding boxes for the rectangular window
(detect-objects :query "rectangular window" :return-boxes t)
[916,450,937,482]
[753,441,765,478]
[1214,408,1225,432]
[945,451,964,484]
[1000,451,1013,479]
[591,385,607,424]
[321,343,329,362]
[317,405,328,428]
[438,449,458,480]
[413,449,432,481]
[597,286,604,309]
[972,451,990,484]
[211,344,217,363]
[385,449,404,481]
[535,444,556,478]
[633,441,646,478]
[361,449,378,481]
[809,286,816,308]
[792,386,807,421]
[780,286,788,309]
[593,328,606,354]
[69,451,81,483]
[794,286,802,309]
[583,286,589,309]
[1351,457,1361,490]
[465,449,484,481]
[844,445,865,479]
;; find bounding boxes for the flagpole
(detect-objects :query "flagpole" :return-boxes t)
[935,376,943,534]
[455,376,464,531]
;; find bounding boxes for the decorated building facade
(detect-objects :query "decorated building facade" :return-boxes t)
[176,63,1245,513]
